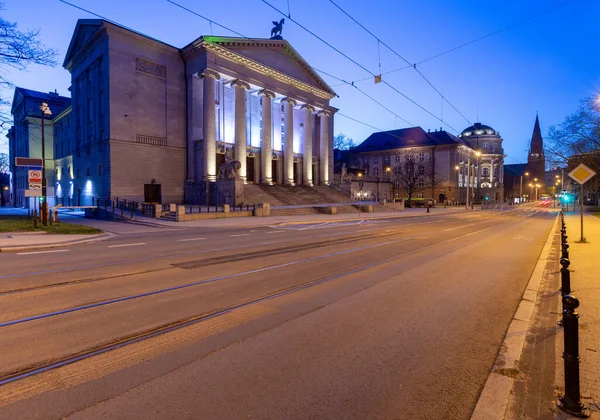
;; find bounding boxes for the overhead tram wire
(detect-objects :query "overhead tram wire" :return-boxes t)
[164,0,417,130]
[315,68,414,126]
[260,0,459,134]
[327,0,471,126]
[59,0,408,140]
[349,0,578,84]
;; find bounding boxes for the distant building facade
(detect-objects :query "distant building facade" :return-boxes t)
[9,19,337,206]
[457,122,505,202]
[341,123,504,204]
[8,88,71,208]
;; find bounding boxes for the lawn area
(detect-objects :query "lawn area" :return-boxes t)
[0,217,102,234]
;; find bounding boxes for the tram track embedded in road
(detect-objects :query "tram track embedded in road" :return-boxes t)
[0,222,503,388]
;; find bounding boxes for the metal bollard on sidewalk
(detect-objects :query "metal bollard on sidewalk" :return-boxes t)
[560,258,571,296]
[557,295,590,418]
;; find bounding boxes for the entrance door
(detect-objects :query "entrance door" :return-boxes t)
[246,157,255,183]
[216,153,225,177]
[272,160,278,184]
[144,184,161,203]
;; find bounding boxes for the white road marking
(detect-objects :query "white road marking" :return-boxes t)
[229,234,250,237]
[108,243,146,248]
[266,231,285,234]
[177,237,207,242]
[17,249,69,256]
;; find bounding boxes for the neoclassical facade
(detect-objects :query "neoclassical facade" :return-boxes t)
[16,19,337,206]
[182,35,336,202]
[458,122,505,202]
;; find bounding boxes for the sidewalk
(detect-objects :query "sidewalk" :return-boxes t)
[501,210,600,419]
[0,232,111,252]
[146,206,468,228]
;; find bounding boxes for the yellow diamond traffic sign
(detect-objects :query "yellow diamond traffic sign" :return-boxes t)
[568,163,596,185]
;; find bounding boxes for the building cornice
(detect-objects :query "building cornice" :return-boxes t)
[185,41,335,100]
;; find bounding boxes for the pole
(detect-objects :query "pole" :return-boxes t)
[520,175,523,204]
[41,105,47,226]
[465,158,470,210]
[580,183,584,242]
[557,295,590,417]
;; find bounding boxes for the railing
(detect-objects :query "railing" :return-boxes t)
[329,182,352,196]
[231,204,256,212]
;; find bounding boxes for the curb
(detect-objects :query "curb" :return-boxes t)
[0,232,115,253]
[470,213,559,420]
[273,209,466,227]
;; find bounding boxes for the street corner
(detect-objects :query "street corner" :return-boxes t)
[0,231,114,253]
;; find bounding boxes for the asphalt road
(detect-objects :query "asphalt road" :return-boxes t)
[0,205,557,420]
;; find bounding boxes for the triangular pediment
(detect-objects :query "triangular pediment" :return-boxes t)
[63,19,104,69]
[197,37,335,97]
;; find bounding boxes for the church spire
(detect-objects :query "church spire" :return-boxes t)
[529,114,543,156]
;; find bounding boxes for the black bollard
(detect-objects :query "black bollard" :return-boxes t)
[557,295,590,418]
[560,258,571,296]
[562,242,570,260]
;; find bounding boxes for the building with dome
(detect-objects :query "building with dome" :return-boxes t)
[339,126,481,205]
[457,122,505,202]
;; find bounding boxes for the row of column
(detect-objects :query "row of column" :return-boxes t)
[200,69,330,186]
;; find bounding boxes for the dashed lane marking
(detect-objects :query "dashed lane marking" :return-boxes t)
[229,234,250,237]
[107,243,146,248]
[17,250,69,256]
[176,238,207,242]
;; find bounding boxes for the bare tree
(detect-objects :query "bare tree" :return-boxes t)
[0,151,8,206]
[333,133,358,150]
[0,3,58,130]
[393,153,438,206]
[546,96,600,167]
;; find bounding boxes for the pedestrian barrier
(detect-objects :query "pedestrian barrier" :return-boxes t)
[557,211,590,418]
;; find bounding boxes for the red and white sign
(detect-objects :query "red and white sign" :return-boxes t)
[28,170,42,184]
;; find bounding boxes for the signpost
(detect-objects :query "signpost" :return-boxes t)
[568,163,597,242]
[15,157,43,167]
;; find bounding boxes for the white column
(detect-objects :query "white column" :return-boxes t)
[490,160,494,184]
[282,97,296,185]
[318,110,331,185]
[231,79,250,183]
[259,89,275,184]
[301,104,314,186]
[199,69,220,182]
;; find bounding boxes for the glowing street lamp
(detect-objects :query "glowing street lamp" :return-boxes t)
[520,171,529,203]
[475,150,482,204]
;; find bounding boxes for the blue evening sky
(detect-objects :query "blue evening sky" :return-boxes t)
[3,0,599,164]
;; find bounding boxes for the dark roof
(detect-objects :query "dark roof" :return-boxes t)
[15,87,70,103]
[354,126,473,153]
[460,122,498,137]
[530,115,544,155]
[504,163,528,177]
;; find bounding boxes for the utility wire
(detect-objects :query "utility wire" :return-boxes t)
[349,0,578,84]
[261,0,459,133]
[58,0,456,145]
[315,68,414,126]
[327,0,471,126]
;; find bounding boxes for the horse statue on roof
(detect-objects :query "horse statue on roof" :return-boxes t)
[271,19,285,39]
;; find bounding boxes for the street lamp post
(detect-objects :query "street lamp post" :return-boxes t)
[475,150,481,204]
[520,171,529,203]
[40,102,52,226]
[455,164,460,206]
[465,158,471,210]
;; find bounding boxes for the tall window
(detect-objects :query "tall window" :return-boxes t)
[482,167,490,177]
[419,153,425,161]
[395,155,400,163]
[374,156,378,164]
[374,167,379,176]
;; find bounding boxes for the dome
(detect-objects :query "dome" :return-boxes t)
[459,122,498,137]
